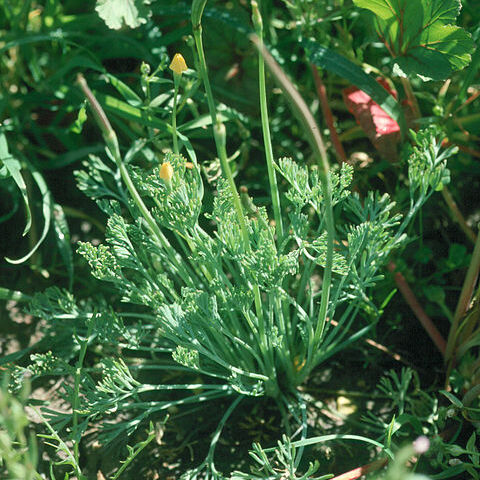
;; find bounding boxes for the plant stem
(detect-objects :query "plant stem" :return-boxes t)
[0,287,31,302]
[401,77,421,120]
[192,28,249,248]
[445,227,480,362]
[441,187,477,244]
[252,1,284,241]
[330,457,389,480]
[72,315,94,467]
[172,74,180,154]
[311,63,348,165]
[111,425,156,480]
[388,262,447,356]
[250,35,335,370]
[77,74,192,286]
[192,22,270,381]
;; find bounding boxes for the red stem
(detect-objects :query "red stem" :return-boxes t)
[441,187,477,245]
[330,457,389,480]
[388,262,447,357]
[310,63,348,165]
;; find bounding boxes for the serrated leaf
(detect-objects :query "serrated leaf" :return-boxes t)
[95,0,151,30]
[353,0,475,80]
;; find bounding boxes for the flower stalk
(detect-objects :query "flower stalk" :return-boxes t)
[191,6,275,391]
[250,35,335,373]
[251,0,284,242]
[169,53,188,154]
[77,74,193,286]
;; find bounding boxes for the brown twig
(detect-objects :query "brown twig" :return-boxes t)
[441,187,477,245]
[330,457,389,480]
[328,318,413,366]
[445,230,480,362]
[310,63,348,164]
[400,77,421,121]
[454,88,480,114]
[388,263,447,357]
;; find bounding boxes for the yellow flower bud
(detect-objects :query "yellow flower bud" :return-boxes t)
[293,355,306,372]
[169,53,188,75]
[159,162,174,182]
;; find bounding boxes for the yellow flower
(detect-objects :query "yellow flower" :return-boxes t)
[159,162,174,182]
[169,53,188,75]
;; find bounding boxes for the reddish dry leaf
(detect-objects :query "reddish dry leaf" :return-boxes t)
[343,78,400,160]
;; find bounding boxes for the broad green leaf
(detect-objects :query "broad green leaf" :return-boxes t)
[353,0,475,80]
[95,0,151,30]
[0,133,31,235]
[97,93,169,131]
[305,41,406,136]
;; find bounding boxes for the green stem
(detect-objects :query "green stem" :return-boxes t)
[77,74,192,286]
[204,396,242,472]
[0,287,31,302]
[445,227,480,362]
[192,28,249,248]
[252,1,284,241]
[111,426,156,480]
[193,23,269,371]
[72,316,94,466]
[172,74,180,154]
[250,35,334,370]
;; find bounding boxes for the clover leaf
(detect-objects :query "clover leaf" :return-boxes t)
[353,0,475,80]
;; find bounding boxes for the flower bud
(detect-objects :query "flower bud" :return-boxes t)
[140,62,151,76]
[169,53,188,75]
[159,162,174,182]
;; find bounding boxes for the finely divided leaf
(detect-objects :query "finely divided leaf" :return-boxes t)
[353,0,475,80]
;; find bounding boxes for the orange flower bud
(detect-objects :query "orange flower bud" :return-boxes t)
[159,162,174,182]
[169,53,188,75]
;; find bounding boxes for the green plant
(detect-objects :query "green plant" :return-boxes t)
[2,0,479,478]
[38,2,453,474]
